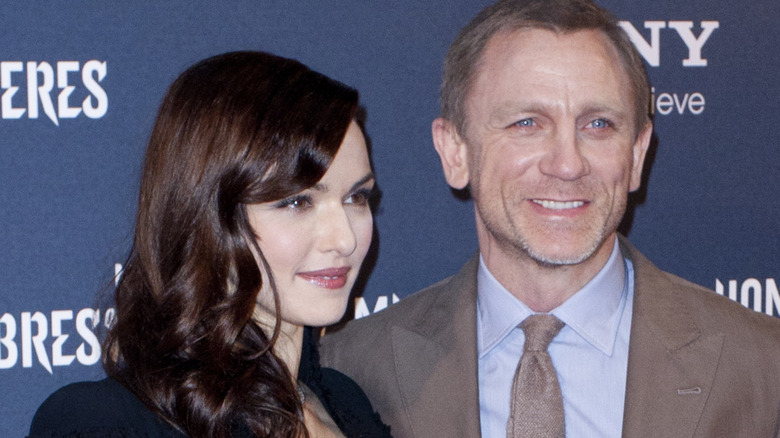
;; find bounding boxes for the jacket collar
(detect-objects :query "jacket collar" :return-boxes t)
[619,236,723,438]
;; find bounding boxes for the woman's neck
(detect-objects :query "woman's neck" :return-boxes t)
[253,309,304,380]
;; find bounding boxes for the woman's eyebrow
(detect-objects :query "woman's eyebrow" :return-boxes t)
[349,173,376,192]
[311,172,375,193]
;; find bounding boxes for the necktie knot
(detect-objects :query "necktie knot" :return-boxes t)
[520,314,565,353]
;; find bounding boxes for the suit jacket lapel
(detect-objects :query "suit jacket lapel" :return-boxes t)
[620,238,724,438]
[391,255,482,438]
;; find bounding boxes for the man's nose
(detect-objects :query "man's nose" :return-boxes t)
[319,206,358,256]
[538,126,589,180]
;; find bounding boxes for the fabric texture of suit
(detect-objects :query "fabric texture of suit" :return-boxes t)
[321,236,780,437]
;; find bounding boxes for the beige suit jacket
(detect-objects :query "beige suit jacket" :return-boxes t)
[321,237,780,437]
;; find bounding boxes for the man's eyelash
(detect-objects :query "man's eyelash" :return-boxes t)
[589,118,613,128]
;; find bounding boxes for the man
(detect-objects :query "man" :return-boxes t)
[322,0,780,436]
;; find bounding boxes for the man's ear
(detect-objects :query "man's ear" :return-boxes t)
[432,117,470,190]
[629,122,653,192]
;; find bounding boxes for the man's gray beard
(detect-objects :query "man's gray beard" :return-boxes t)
[519,231,605,269]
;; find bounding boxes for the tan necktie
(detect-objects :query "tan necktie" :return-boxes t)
[506,314,566,438]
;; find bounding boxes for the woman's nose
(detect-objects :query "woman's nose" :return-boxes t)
[319,206,357,256]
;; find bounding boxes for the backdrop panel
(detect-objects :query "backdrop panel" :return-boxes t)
[1,1,777,436]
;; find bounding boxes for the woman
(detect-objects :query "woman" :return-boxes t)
[29,51,390,438]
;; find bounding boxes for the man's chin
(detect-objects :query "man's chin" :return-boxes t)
[521,238,603,268]
[529,251,592,268]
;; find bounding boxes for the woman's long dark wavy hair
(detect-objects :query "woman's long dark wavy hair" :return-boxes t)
[103,51,358,437]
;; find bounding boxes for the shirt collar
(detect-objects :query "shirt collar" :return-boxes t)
[477,238,629,358]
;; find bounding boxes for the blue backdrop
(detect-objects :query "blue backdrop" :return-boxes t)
[1,1,778,435]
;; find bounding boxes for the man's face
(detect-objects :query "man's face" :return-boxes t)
[452,28,651,268]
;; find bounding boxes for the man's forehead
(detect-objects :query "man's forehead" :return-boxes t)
[466,28,632,118]
[477,27,622,79]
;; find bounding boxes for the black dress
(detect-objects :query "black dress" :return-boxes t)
[28,328,391,438]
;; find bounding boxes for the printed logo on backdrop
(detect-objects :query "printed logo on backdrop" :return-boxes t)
[716,278,779,318]
[0,262,120,373]
[0,307,114,373]
[354,294,401,319]
[618,20,719,116]
[1,60,108,125]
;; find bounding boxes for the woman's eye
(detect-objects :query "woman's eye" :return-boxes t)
[275,195,312,211]
[346,188,373,206]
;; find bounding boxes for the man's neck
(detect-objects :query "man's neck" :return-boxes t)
[481,235,617,313]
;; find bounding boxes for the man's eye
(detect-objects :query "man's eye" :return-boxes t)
[588,119,611,129]
[514,118,535,127]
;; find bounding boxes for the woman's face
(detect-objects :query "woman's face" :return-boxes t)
[247,121,374,329]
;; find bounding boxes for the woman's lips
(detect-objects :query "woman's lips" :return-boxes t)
[297,267,351,289]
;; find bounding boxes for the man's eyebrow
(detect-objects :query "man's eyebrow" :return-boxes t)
[489,101,629,121]
[489,101,546,121]
[578,103,626,114]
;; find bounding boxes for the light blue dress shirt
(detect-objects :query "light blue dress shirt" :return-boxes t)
[477,239,634,437]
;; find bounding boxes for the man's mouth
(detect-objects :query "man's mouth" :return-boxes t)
[531,199,585,210]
